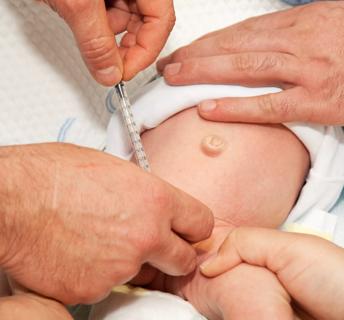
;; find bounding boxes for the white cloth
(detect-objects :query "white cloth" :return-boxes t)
[89,287,205,320]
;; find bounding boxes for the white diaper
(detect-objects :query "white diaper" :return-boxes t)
[106,78,344,242]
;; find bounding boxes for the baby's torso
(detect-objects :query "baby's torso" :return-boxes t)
[140,107,309,228]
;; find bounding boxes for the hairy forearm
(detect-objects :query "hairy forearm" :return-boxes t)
[0,145,21,266]
[0,143,59,268]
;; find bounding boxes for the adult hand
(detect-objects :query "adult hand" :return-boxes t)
[0,143,213,305]
[200,227,344,320]
[158,2,344,125]
[42,0,175,85]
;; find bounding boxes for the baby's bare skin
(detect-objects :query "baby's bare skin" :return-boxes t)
[142,107,309,228]
[139,107,310,319]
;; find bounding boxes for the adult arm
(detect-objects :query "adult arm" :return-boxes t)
[158,2,344,125]
[42,0,175,85]
[201,227,344,320]
[0,143,213,305]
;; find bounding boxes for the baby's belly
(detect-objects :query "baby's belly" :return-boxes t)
[141,107,309,228]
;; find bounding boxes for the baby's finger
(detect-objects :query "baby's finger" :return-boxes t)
[163,53,300,87]
[198,87,310,124]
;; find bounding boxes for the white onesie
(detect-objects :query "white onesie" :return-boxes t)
[95,78,344,320]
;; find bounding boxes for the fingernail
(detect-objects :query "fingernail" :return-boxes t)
[199,100,217,113]
[96,66,122,85]
[200,254,217,272]
[164,63,181,76]
[97,66,118,75]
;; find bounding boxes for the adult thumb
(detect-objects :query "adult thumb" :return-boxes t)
[56,0,123,86]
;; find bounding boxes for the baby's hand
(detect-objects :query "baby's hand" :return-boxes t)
[162,226,294,320]
[201,227,344,320]
[210,263,293,320]
[170,263,293,320]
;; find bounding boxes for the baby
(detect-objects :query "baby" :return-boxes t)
[1,78,343,320]
[89,78,344,319]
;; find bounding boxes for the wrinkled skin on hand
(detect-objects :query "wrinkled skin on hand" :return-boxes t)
[41,0,175,85]
[0,143,213,305]
[159,2,344,125]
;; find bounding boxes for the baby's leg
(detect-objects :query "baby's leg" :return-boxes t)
[0,292,72,320]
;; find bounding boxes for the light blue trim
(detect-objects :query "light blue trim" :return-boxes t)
[282,0,314,5]
[57,118,76,142]
[106,87,117,114]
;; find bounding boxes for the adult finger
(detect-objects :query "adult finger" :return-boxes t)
[55,0,122,86]
[143,184,213,276]
[169,188,214,243]
[148,232,198,276]
[198,87,313,124]
[129,264,158,286]
[157,28,291,72]
[197,8,300,42]
[163,53,300,86]
[120,0,176,80]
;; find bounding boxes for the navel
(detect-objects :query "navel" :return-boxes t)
[201,134,227,157]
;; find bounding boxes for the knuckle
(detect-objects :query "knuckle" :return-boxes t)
[55,0,90,18]
[233,54,281,74]
[140,226,162,254]
[233,54,256,72]
[148,181,172,212]
[71,278,109,304]
[172,45,191,62]
[219,30,253,52]
[328,5,344,20]
[80,36,117,68]
[258,94,290,119]
[167,12,176,31]
[218,33,234,52]
[171,248,194,273]
[114,262,141,283]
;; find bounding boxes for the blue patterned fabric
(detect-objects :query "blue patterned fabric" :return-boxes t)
[283,0,314,4]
